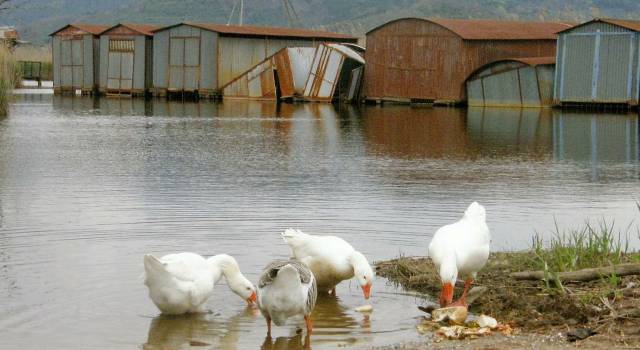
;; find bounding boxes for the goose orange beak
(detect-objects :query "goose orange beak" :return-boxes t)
[247,291,257,305]
[440,282,454,307]
[362,283,372,299]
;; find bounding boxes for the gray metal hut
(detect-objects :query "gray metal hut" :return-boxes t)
[51,23,110,94]
[98,23,159,96]
[467,57,555,107]
[151,22,357,97]
[554,18,640,107]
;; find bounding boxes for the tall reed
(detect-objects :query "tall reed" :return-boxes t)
[0,45,18,116]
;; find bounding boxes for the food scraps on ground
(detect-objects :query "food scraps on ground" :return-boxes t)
[416,306,512,340]
[476,314,498,329]
[431,306,468,325]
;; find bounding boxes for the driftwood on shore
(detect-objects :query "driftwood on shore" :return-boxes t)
[511,263,640,282]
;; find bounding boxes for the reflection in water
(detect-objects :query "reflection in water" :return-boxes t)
[143,295,367,350]
[553,112,640,181]
[361,105,470,159]
[261,334,310,350]
[553,112,639,163]
[466,107,553,157]
[2,95,640,350]
[144,307,259,350]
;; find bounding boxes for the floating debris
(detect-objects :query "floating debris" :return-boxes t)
[354,304,373,313]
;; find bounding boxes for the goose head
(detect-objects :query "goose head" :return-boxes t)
[464,202,486,222]
[210,254,257,304]
[349,251,374,299]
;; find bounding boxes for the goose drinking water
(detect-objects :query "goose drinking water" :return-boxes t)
[281,228,374,299]
[143,253,256,315]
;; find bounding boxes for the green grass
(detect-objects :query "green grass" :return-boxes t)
[530,206,640,292]
[531,220,630,273]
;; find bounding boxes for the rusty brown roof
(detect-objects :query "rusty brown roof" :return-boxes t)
[154,22,356,40]
[558,18,640,33]
[0,28,18,40]
[367,17,572,40]
[50,23,111,36]
[101,23,161,36]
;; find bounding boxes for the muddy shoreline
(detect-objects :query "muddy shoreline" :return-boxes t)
[374,252,640,349]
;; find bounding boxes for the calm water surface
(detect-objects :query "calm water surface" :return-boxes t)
[1,94,639,349]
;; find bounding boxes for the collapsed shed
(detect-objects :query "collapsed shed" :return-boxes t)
[467,57,555,107]
[554,18,640,107]
[51,23,110,94]
[221,43,365,102]
[151,22,357,98]
[363,18,572,104]
[98,23,159,96]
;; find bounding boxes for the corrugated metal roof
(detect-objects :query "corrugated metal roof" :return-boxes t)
[154,22,356,40]
[367,17,572,40]
[50,23,111,36]
[558,18,640,33]
[101,23,161,36]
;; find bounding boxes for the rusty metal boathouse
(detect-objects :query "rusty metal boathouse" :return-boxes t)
[363,18,572,105]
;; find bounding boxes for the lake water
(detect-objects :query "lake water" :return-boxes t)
[1,94,639,349]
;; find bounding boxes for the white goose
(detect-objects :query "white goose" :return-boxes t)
[281,229,373,299]
[428,202,490,308]
[257,259,317,336]
[143,253,256,315]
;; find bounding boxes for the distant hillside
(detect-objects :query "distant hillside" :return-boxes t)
[4,0,640,44]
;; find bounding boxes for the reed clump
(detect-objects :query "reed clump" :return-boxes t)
[0,45,19,116]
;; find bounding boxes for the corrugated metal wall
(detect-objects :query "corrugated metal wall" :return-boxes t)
[133,36,146,91]
[99,33,148,93]
[153,30,169,90]
[53,34,99,92]
[52,36,61,87]
[200,30,218,92]
[153,24,208,93]
[467,62,555,107]
[83,35,94,89]
[217,36,314,88]
[555,22,639,105]
[363,18,557,103]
